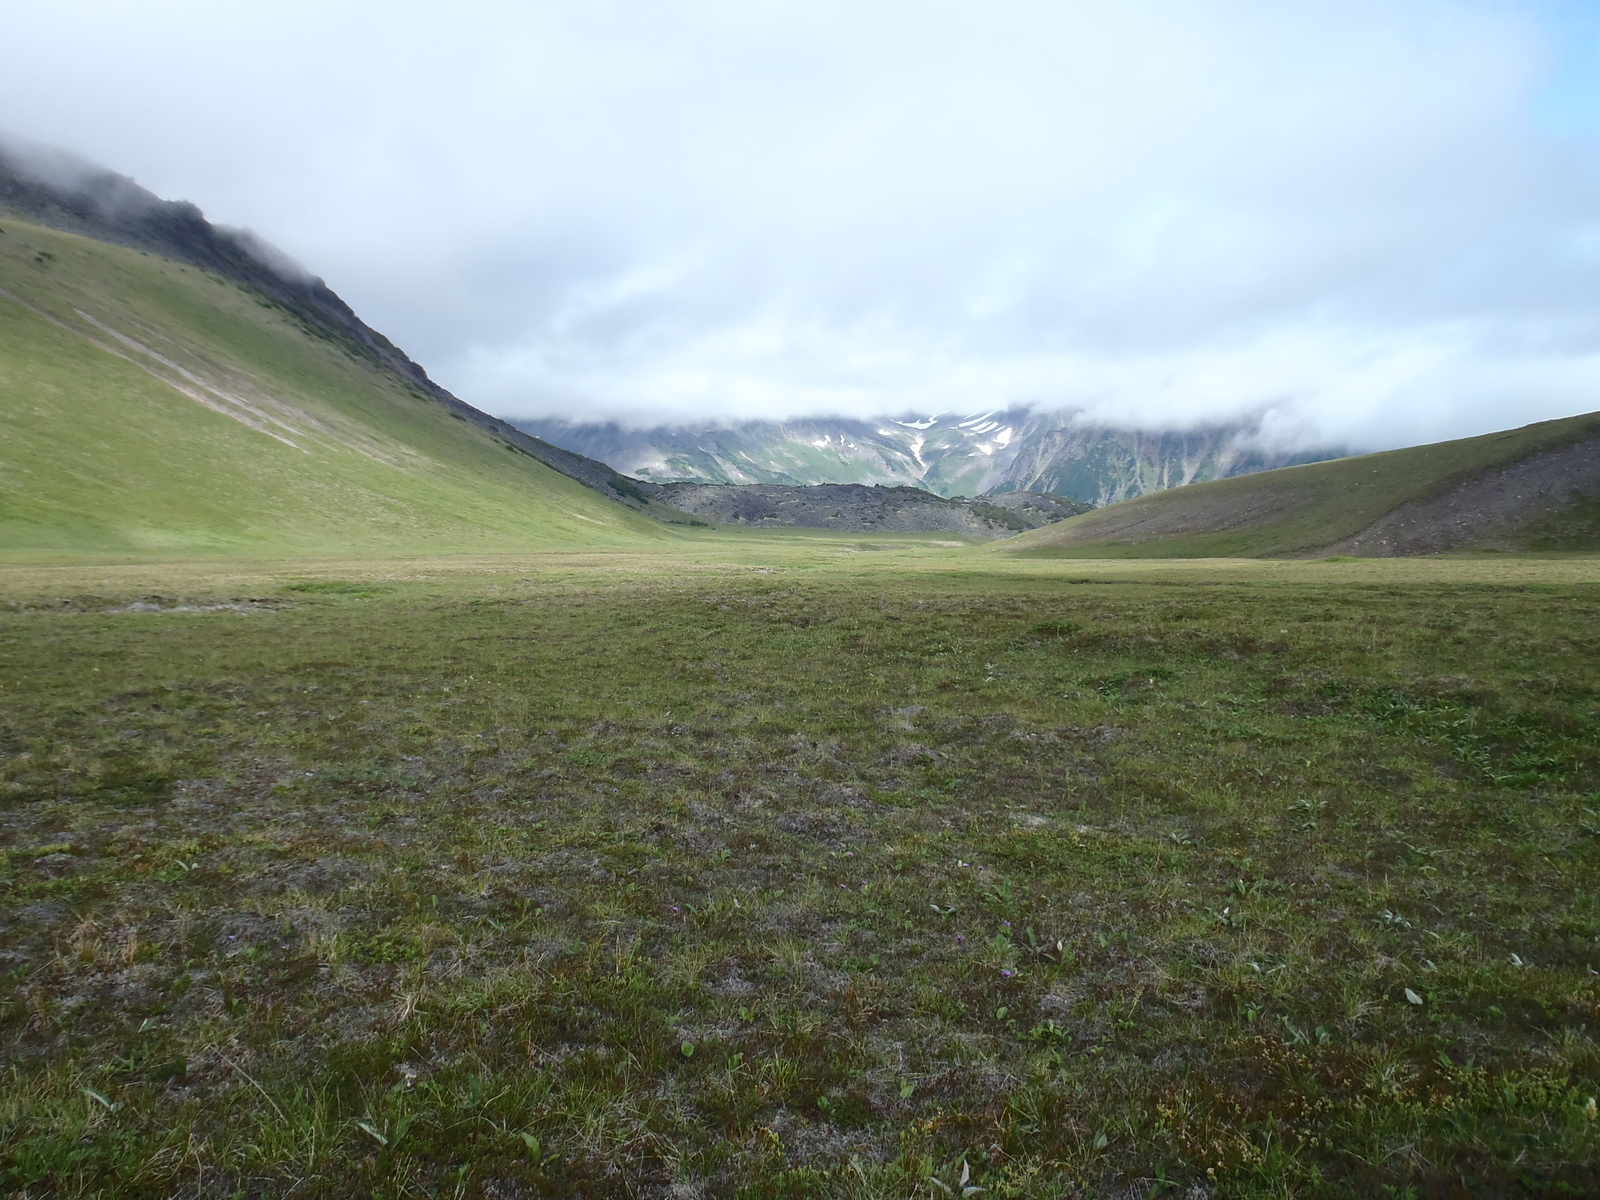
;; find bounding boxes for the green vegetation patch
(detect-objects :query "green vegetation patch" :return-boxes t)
[284,581,396,597]
[1,554,1598,1196]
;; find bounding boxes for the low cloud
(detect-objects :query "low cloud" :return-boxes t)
[0,129,315,286]
[3,0,1597,451]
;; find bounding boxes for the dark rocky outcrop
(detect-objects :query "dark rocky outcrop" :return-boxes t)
[632,481,1090,537]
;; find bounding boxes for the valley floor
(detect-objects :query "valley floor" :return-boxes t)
[2,538,1599,1197]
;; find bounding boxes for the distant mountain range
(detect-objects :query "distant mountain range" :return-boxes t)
[517,410,1340,505]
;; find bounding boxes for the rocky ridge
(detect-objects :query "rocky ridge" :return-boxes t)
[633,481,1091,537]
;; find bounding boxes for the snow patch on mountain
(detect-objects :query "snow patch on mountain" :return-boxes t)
[515,409,1341,505]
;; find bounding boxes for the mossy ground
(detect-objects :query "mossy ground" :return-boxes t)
[2,543,1599,1197]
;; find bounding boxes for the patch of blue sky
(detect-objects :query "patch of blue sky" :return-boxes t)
[1527,0,1600,136]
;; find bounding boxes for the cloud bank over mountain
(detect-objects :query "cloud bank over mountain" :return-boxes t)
[518,408,1334,506]
[3,0,1598,452]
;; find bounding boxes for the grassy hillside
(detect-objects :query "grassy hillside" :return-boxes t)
[998,410,1600,559]
[0,218,665,558]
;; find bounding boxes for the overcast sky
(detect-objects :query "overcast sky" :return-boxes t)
[3,0,1599,450]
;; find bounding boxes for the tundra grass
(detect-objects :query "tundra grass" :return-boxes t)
[2,550,1599,1198]
[0,218,662,556]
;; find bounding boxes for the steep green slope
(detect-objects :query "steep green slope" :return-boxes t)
[997,410,1600,558]
[0,218,665,557]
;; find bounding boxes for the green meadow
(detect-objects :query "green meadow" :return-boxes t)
[3,539,1599,1198]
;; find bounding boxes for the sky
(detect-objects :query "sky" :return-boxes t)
[3,0,1599,451]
